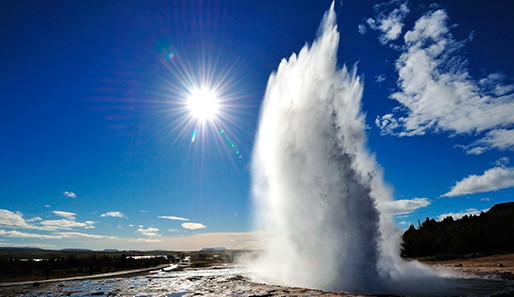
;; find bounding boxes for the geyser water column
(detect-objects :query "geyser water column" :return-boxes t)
[250,3,441,295]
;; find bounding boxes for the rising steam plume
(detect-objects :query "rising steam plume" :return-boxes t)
[250,3,442,294]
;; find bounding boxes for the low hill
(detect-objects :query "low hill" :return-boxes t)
[401,202,514,259]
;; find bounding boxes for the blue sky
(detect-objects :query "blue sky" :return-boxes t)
[1,0,513,250]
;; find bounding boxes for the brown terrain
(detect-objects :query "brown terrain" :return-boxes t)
[421,253,514,280]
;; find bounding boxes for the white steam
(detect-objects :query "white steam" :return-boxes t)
[249,3,443,294]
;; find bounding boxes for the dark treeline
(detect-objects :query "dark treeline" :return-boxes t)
[401,202,514,259]
[0,253,167,282]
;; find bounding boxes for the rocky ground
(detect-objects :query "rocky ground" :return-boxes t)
[420,254,514,280]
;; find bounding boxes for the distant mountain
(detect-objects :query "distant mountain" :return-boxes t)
[103,249,119,252]
[401,202,514,258]
[0,247,44,251]
[61,248,93,252]
[201,247,227,251]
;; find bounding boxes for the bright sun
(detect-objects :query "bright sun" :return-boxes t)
[187,88,218,121]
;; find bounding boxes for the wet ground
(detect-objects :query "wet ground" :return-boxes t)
[1,265,514,297]
[0,266,364,297]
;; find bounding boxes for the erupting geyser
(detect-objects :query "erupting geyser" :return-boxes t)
[250,3,443,294]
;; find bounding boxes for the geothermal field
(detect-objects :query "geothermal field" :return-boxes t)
[2,2,514,297]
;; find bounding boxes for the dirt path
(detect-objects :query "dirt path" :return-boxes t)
[0,264,169,288]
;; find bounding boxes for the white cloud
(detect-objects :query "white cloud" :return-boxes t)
[358,24,367,35]
[56,232,113,239]
[367,0,409,44]
[463,129,514,154]
[137,227,160,237]
[39,219,95,230]
[0,229,62,239]
[437,208,488,221]
[26,216,42,222]
[371,5,514,154]
[181,222,207,230]
[480,198,491,202]
[63,191,77,198]
[168,229,180,232]
[442,166,514,197]
[158,216,189,221]
[0,209,43,230]
[494,157,510,167]
[129,224,134,227]
[100,211,127,219]
[380,197,430,215]
[53,210,76,219]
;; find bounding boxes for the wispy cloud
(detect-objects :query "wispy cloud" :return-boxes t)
[53,210,76,219]
[494,157,510,167]
[181,222,206,230]
[358,24,367,35]
[100,211,127,219]
[56,232,114,239]
[375,74,386,83]
[370,3,514,154]
[63,191,77,198]
[131,238,162,243]
[158,216,189,221]
[26,216,42,222]
[136,227,160,237]
[0,229,114,240]
[40,219,95,230]
[437,208,489,221]
[381,198,430,215]
[366,0,409,44]
[442,166,514,197]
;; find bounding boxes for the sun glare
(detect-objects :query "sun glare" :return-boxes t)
[187,88,218,121]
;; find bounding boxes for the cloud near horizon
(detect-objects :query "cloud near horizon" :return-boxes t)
[181,222,206,230]
[437,208,489,221]
[370,2,514,154]
[0,209,43,230]
[442,166,514,197]
[0,229,114,240]
[136,227,160,237]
